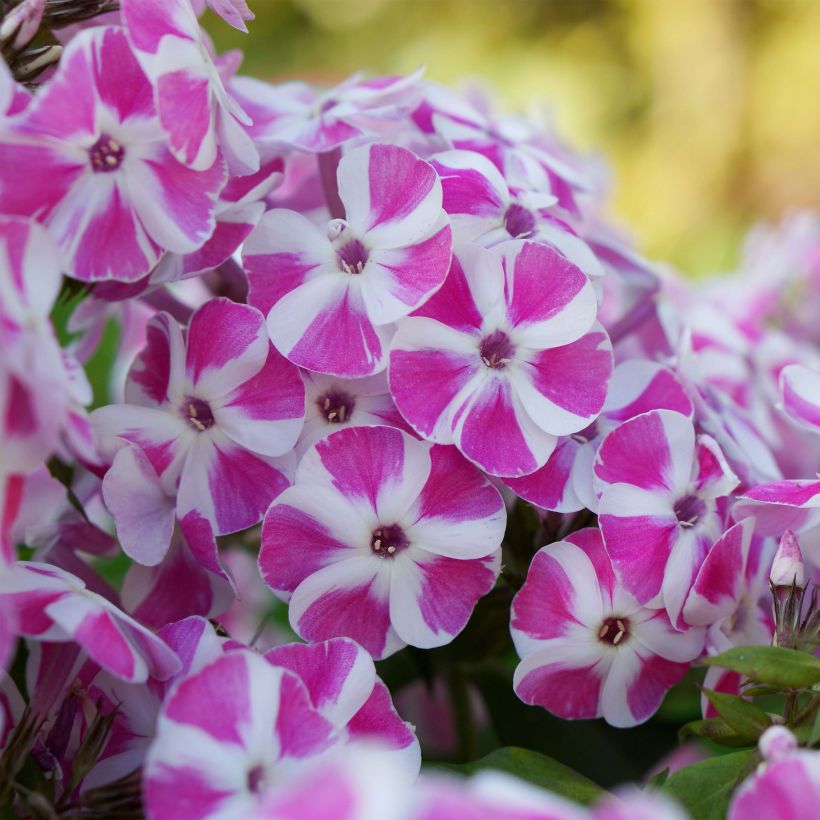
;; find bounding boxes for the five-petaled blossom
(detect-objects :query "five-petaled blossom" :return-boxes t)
[389,241,612,477]
[595,409,739,626]
[259,425,506,659]
[91,298,305,566]
[0,27,226,282]
[510,529,705,727]
[244,142,452,377]
[143,650,337,820]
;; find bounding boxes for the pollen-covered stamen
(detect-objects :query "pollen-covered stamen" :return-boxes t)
[479,330,516,369]
[370,524,409,558]
[674,494,706,528]
[89,134,125,173]
[184,397,216,431]
[337,239,369,275]
[317,389,355,424]
[598,616,630,646]
[504,203,536,239]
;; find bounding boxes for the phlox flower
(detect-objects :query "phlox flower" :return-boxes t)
[0,27,226,282]
[296,369,411,458]
[594,409,739,625]
[510,529,705,728]
[431,148,603,280]
[265,637,420,773]
[244,141,452,377]
[121,0,258,173]
[412,82,592,216]
[0,561,181,684]
[91,298,305,565]
[503,360,692,512]
[728,727,820,820]
[259,425,505,659]
[231,70,423,155]
[389,241,612,477]
[143,650,337,820]
[681,519,773,715]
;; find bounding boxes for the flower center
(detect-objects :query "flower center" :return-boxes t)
[370,524,408,558]
[246,764,266,794]
[337,239,369,275]
[598,616,630,646]
[184,397,215,431]
[317,389,355,424]
[89,134,125,173]
[479,330,516,369]
[674,494,705,528]
[504,203,536,239]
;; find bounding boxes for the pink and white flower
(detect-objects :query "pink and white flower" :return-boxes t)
[143,650,337,820]
[595,409,739,625]
[297,369,411,458]
[412,82,593,216]
[244,142,452,377]
[779,364,820,433]
[728,727,820,820]
[231,70,423,155]
[511,528,705,727]
[431,148,603,279]
[121,0,258,173]
[503,360,692,511]
[0,561,181,683]
[0,27,226,282]
[91,298,304,564]
[389,241,612,477]
[259,425,505,659]
[681,519,774,713]
[265,638,420,774]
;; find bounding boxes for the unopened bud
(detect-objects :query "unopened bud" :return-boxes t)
[759,725,798,762]
[770,530,806,589]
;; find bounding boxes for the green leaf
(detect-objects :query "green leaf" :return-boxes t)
[443,747,603,805]
[701,690,771,740]
[703,646,820,689]
[679,718,757,748]
[662,750,757,820]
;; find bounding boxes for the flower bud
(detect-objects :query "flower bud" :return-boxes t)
[770,530,806,589]
[759,725,798,762]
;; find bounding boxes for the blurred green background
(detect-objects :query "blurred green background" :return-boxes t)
[205,0,820,277]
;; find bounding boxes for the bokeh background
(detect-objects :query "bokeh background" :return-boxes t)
[205,0,820,277]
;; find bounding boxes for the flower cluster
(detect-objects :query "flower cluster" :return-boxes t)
[1,2,819,818]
